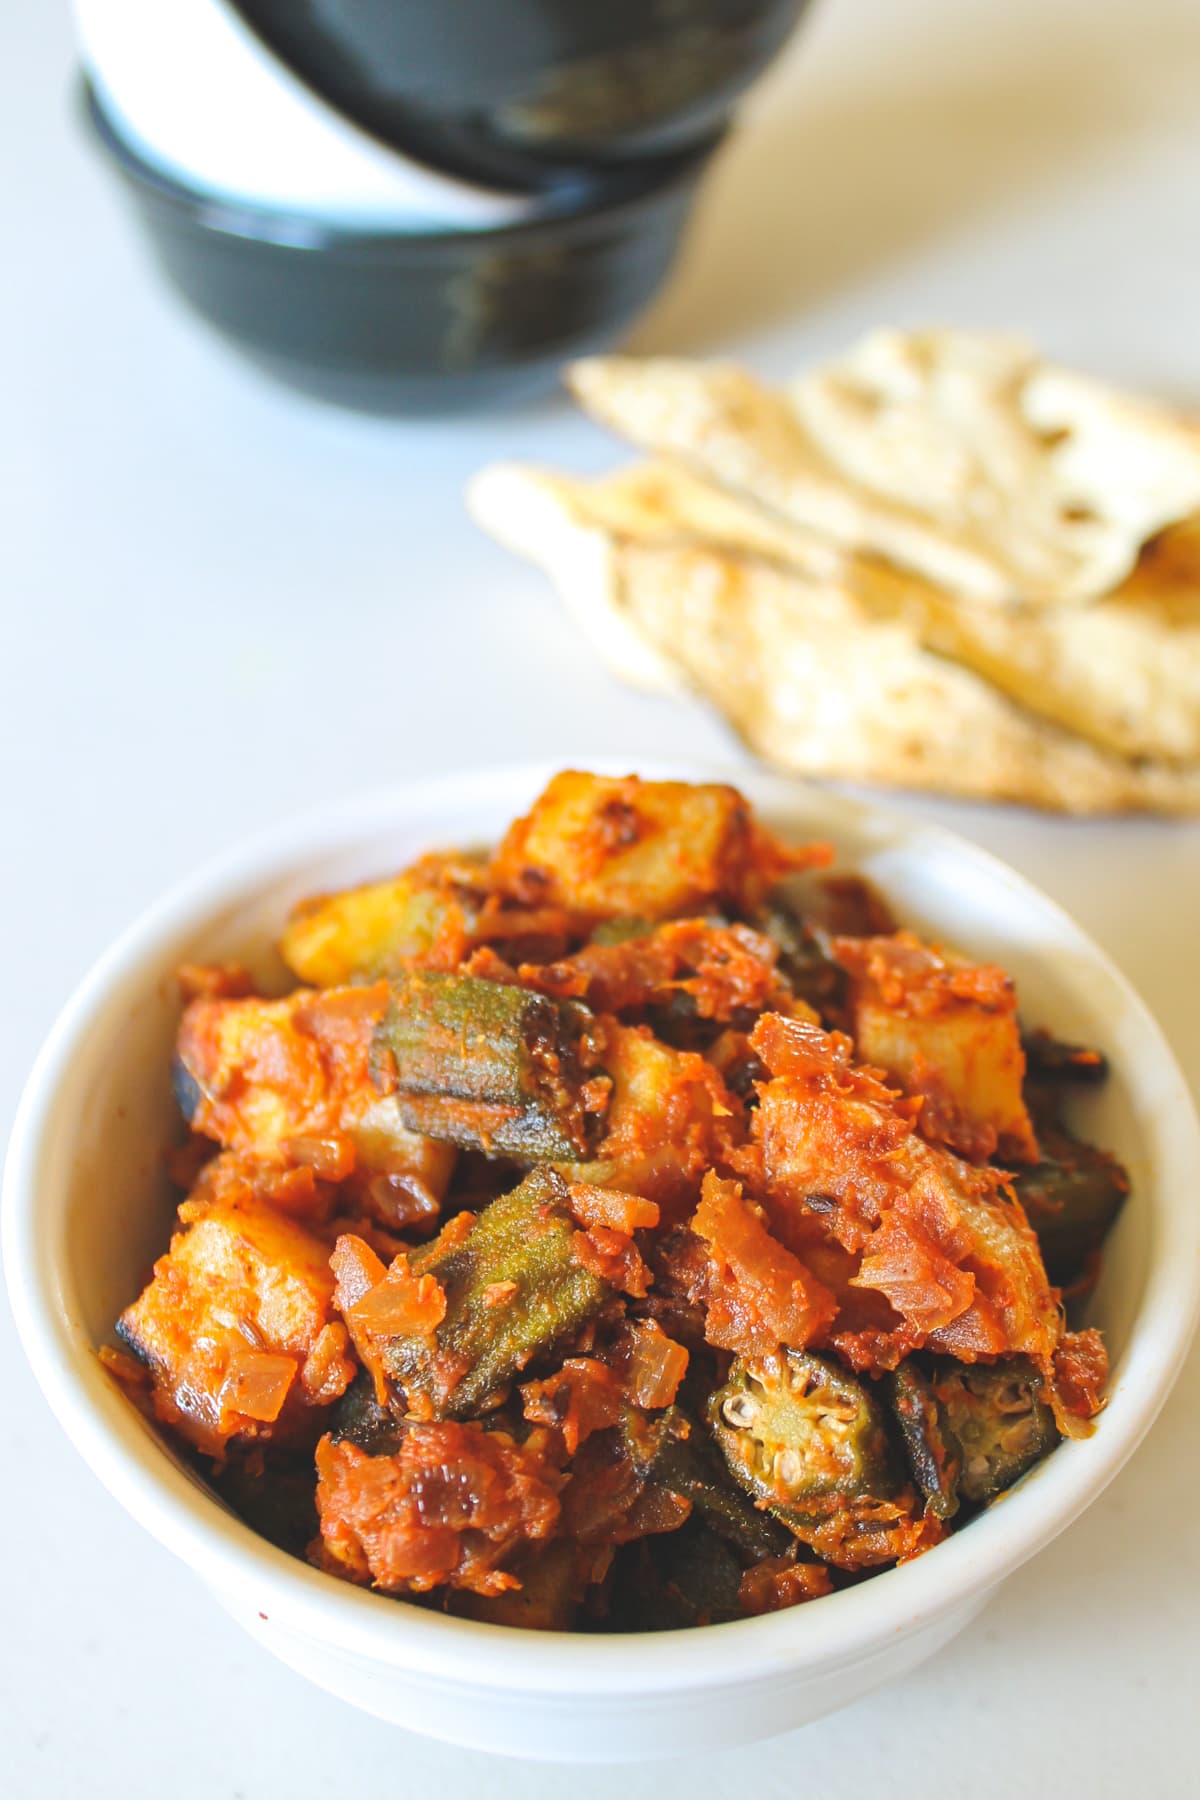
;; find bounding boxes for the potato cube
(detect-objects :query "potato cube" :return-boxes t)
[492,771,754,921]
[280,861,474,987]
[834,934,1037,1162]
[118,1188,350,1454]
[561,1021,740,1218]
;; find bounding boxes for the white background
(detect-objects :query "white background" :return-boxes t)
[3,1,1199,1794]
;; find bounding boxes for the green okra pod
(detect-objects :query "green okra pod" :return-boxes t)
[386,1168,616,1420]
[608,1523,747,1631]
[1021,1029,1109,1085]
[372,969,607,1161]
[708,1350,898,1528]
[884,1360,960,1521]
[1011,1119,1129,1287]
[929,1357,1059,1505]
[622,1405,790,1564]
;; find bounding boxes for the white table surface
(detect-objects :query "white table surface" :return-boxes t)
[4,1,1199,1793]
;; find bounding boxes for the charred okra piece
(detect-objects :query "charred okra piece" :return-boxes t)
[450,1541,584,1632]
[929,1358,1058,1504]
[708,1350,897,1529]
[387,1169,615,1420]
[608,1523,747,1631]
[212,1455,320,1556]
[884,1361,961,1521]
[372,970,606,1161]
[328,1370,405,1457]
[622,1406,790,1563]
[755,901,844,1017]
[1022,1030,1108,1085]
[1011,1120,1128,1287]
[758,873,897,1018]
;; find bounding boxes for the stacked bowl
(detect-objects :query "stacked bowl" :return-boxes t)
[77,0,810,410]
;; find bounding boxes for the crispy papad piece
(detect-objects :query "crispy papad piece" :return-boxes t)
[471,464,1199,814]
[470,456,850,582]
[888,522,1200,765]
[470,460,1200,766]
[608,539,1200,813]
[569,336,1200,605]
[566,355,1017,607]
[789,330,1200,605]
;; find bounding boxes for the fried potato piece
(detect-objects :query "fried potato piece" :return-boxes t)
[280,855,481,987]
[559,1020,743,1220]
[176,983,385,1152]
[832,932,1037,1163]
[571,336,1200,604]
[175,983,458,1219]
[117,1166,355,1455]
[492,769,824,922]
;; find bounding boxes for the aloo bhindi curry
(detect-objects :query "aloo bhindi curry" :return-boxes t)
[103,772,1124,1630]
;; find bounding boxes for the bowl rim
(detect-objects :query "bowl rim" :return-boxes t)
[82,78,723,251]
[73,0,544,231]
[227,0,810,193]
[5,757,1199,1699]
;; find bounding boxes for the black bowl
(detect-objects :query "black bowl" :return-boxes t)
[233,0,809,189]
[84,80,720,414]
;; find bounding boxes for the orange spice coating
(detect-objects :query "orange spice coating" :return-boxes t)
[117,1161,356,1456]
[521,918,792,1022]
[314,1424,564,1596]
[833,931,1038,1162]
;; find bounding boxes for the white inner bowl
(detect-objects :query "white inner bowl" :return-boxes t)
[5,761,1199,1761]
[73,0,543,228]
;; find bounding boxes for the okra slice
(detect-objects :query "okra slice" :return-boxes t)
[608,1523,747,1631]
[623,1405,790,1563]
[930,1357,1059,1504]
[708,1350,897,1526]
[755,901,844,1018]
[450,1541,585,1632]
[386,1169,616,1420]
[213,1454,320,1557]
[1011,1120,1128,1286]
[1022,1029,1108,1085]
[372,970,606,1161]
[758,874,897,1020]
[328,1370,405,1457]
[884,1361,960,1521]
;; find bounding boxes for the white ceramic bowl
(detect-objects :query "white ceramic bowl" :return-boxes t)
[73,0,541,228]
[5,762,1199,1762]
